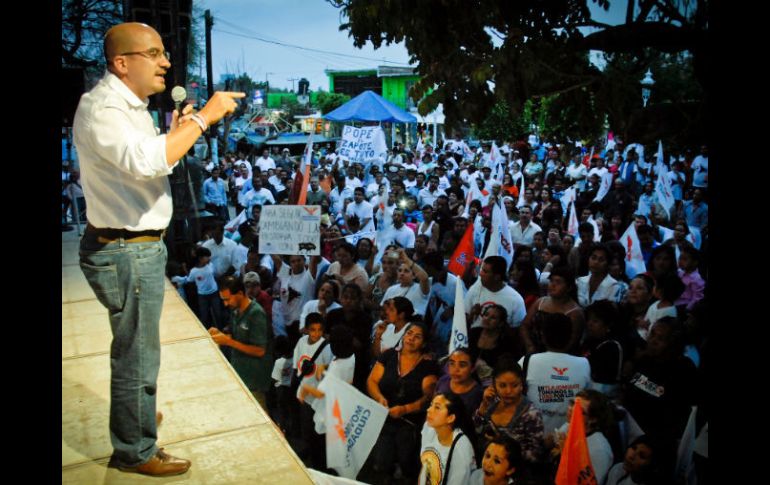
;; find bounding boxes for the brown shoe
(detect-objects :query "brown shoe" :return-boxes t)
[118,448,191,477]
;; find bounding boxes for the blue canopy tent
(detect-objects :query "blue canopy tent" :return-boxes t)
[324,91,417,148]
[323,90,417,123]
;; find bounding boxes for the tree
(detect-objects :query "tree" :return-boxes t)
[316,92,351,115]
[62,0,123,83]
[328,0,708,140]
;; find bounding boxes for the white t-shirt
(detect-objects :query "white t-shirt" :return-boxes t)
[519,351,592,434]
[640,301,677,340]
[419,425,476,485]
[201,237,238,278]
[691,155,708,188]
[346,200,375,233]
[380,224,416,249]
[576,274,622,308]
[255,156,276,172]
[383,282,430,316]
[464,281,527,328]
[292,336,334,406]
[277,265,316,328]
[185,262,218,295]
[299,299,343,330]
[380,323,408,353]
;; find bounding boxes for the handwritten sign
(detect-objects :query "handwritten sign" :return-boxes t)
[258,205,321,255]
[337,125,387,166]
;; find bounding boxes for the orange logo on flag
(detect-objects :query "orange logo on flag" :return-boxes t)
[332,399,346,442]
[626,235,633,261]
[303,206,319,215]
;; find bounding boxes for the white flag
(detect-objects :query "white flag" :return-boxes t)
[224,209,248,238]
[416,137,425,158]
[656,140,665,172]
[560,186,576,216]
[567,201,579,236]
[655,173,676,218]
[449,276,469,353]
[320,373,389,480]
[491,200,514,267]
[587,215,601,242]
[593,172,614,202]
[620,221,647,279]
[686,225,702,250]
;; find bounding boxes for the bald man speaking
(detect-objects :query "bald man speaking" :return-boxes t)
[73,22,243,477]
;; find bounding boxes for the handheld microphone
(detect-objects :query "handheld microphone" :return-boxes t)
[171,86,187,117]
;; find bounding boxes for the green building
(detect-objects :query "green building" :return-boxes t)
[325,66,420,111]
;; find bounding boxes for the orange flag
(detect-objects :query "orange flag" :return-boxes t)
[448,222,475,277]
[555,397,598,485]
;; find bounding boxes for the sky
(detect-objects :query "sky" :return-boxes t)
[203,0,628,93]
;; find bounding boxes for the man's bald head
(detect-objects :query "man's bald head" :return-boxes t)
[103,22,170,99]
[104,22,160,64]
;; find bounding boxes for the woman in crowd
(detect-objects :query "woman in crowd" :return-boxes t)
[576,243,622,308]
[646,245,678,282]
[508,259,541,310]
[418,392,478,485]
[618,274,655,363]
[372,296,415,359]
[533,187,555,226]
[469,304,523,382]
[368,322,441,483]
[434,348,485,421]
[520,266,584,355]
[325,241,369,292]
[365,249,400,321]
[501,172,520,198]
[355,237,377,276]
[299,280,342,330]
[580,300,624,401]
[382,248,431,317]
[537,244,567,292]
[473,356,545,482]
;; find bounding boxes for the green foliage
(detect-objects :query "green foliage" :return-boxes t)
[473,101,518,142]
[316,92,351,114]
[328,0,708,142]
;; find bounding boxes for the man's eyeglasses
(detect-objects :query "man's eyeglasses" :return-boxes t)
[119,48,171,61]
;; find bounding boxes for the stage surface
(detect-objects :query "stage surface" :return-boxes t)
[62,228,313,484]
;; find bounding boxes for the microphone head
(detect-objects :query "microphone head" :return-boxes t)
[171,86,187,103]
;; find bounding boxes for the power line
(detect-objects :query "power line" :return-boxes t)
[212,27,414,67]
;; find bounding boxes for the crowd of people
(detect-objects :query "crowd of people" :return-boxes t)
[166,135,708,485]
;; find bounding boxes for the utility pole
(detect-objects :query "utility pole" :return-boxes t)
[287,77,299,92]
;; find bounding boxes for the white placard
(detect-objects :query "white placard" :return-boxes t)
[258,205,321,255]
[337,125,387,165]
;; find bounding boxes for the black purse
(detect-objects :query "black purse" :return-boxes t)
[290,340,330,392]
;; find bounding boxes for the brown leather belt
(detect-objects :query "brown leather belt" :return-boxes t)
[86,223,165,244]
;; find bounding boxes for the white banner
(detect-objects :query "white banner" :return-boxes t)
[337,125,387,166]
[258,205,321,255]
[319,373,389,480]
[449,275,468,354]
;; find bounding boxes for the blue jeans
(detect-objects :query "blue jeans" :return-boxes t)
[79,233,167,466]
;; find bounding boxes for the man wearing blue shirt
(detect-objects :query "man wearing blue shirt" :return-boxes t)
[203,166,229,221]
